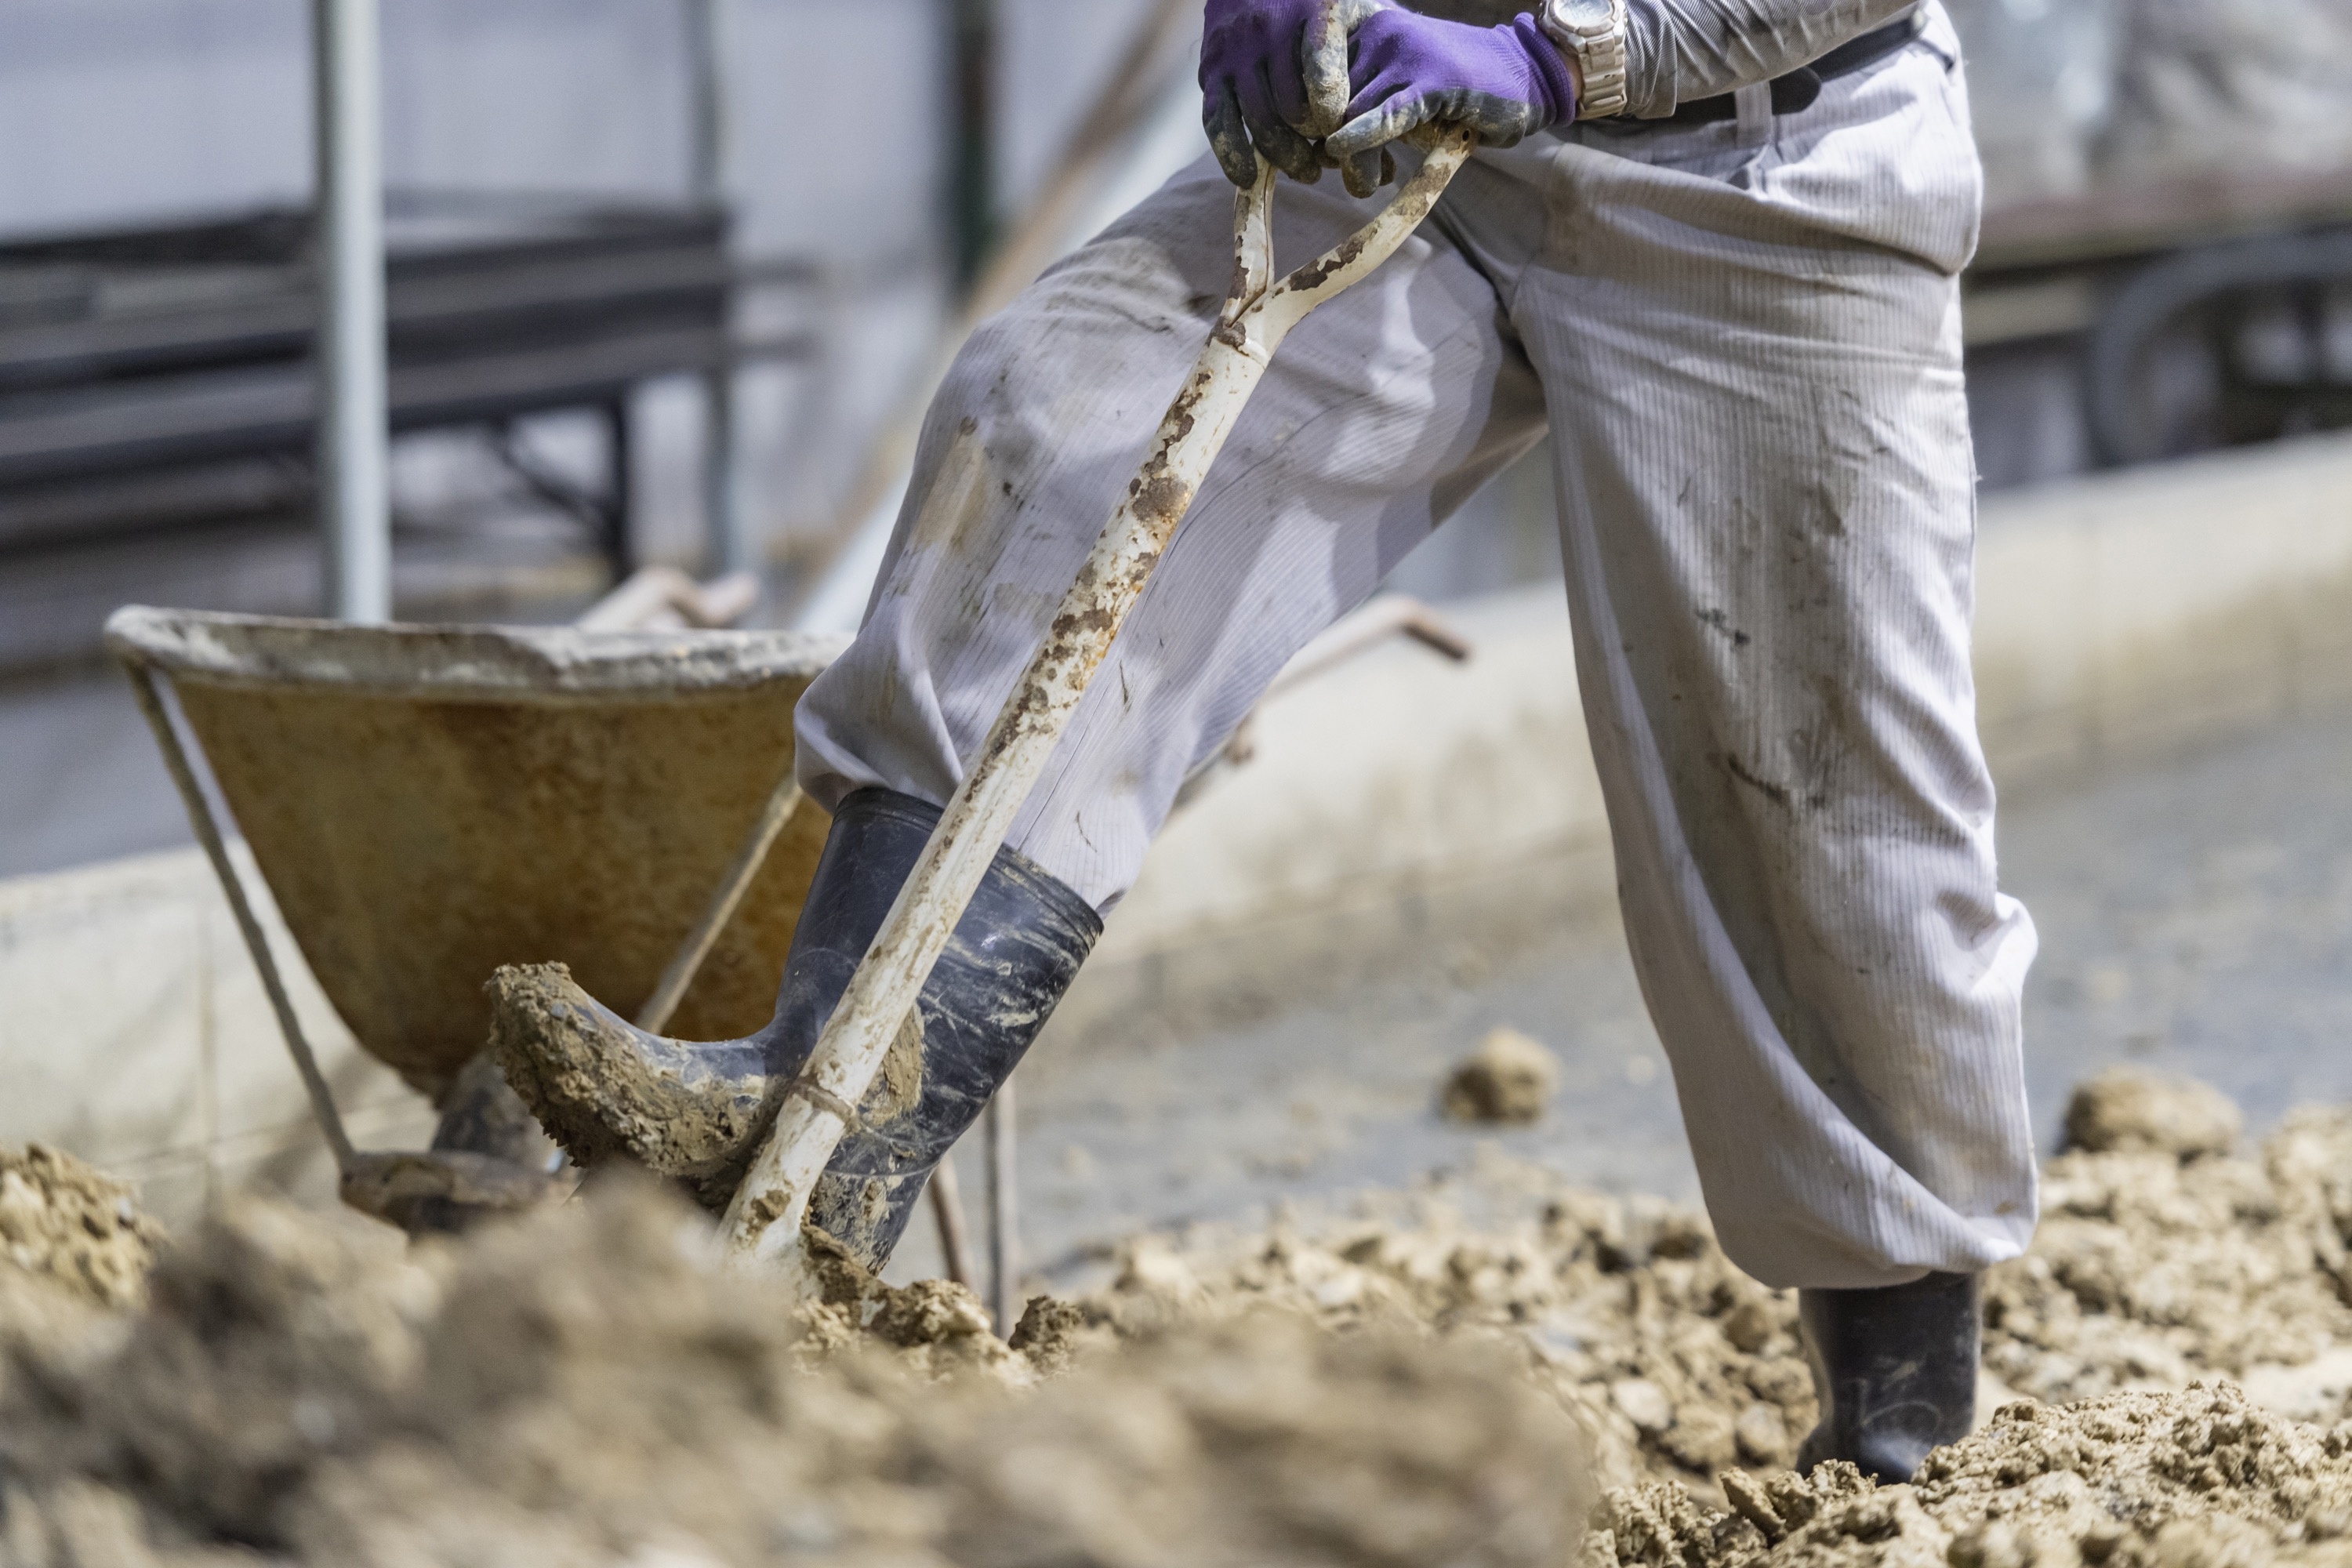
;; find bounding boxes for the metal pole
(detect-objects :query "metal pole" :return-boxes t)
[687,0,727,198]
[313,0,391,623]
[125,664,357,1168]
[986,1083,1018,1336]
[927,1152,978,1289]
[687,0,748,576]
[945,0,996,292]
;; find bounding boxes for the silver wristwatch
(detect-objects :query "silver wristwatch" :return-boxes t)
[1540,0,1631,119]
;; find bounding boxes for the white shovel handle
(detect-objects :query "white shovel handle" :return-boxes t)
[720,128,1479,1279]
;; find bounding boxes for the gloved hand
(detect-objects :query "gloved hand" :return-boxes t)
[1200,0,1371,188]
[1327,9,1578,172]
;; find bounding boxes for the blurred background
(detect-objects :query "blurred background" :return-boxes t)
[9,0,2352,877]
[4,0,2351,1259]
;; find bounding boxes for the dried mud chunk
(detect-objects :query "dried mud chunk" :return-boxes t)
[1612,1377,1676,1434]
[1443,1027,1561,1124]
[1734,1402,1792,1467]
[1598,1478,1758,1567]
[1007,1294,1087,1374]
[1660,1405,1739,1473]
[1747,1355,1816,1409]
[2063,1068,2242,1158]
[870,1278,995,1347]
[0,1144,163,1311]
[1723,1467,1788,1543]
[1722,1297,1778,1355]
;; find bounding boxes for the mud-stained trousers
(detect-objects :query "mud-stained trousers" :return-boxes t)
[793,2,2040,1290]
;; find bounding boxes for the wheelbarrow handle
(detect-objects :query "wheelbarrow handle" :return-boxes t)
[719,128,1481,1281]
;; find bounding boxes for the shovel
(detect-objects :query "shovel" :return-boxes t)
[721,128,1479,1290]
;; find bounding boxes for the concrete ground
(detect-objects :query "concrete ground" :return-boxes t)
[898,705,2352,1292]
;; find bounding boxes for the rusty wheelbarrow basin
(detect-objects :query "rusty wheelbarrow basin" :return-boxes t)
[106,605,848,1227]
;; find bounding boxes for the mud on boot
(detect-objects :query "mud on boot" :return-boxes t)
[486,966,776,1184]
[487,788,1101,1247]
[1797,1270,1982,1483]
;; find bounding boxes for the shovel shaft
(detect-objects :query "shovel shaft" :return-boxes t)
[719,130,1476,1276]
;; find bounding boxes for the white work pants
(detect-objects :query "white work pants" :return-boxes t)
[795,4,2040,1289]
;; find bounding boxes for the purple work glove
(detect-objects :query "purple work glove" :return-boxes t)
[1200,0,1371,188]
[1327,9,1578,176]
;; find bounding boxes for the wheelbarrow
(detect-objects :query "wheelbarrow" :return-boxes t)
[104,606,844,1232]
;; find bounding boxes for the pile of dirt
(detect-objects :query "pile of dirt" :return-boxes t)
[0,1175,1590,1568]
[1073,1068,2352,1496]
[0,1142,163,1310]
[10,1069,2352,1567]
[1588,1381,2352,1567]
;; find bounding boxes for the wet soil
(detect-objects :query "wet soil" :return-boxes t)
[8,1069,2352,1566]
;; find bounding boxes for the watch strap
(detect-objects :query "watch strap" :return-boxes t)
[1540,0,1631,119]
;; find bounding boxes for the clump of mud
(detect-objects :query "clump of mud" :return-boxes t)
[0,1142,162,1310]
[2063,1066,2244,1157]
[1444,1026,1563,1124]
[1987,1071,2352,1409]
[0,1174,1590,1567]
[1584,1381,2352,1566]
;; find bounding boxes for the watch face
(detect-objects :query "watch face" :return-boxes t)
[1554,0,1613,33]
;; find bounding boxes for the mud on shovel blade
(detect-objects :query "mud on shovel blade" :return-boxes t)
[719,129,1478,1287]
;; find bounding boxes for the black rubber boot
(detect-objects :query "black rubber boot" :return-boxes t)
[782,789,1101,1268]
[490,787,1101,1266]
[430,1051,557,1169]
[1795,1271,1982,1483]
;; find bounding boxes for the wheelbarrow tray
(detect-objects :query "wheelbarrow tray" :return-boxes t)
[105,606,847,1098]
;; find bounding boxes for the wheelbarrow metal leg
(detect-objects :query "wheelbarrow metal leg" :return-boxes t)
[123,661,358,1168]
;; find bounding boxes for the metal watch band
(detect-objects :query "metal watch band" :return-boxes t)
[1540,0,1631,119]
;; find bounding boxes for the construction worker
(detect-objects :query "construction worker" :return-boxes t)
[493,0,2035,1483]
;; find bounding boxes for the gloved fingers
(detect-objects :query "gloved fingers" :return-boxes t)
[1327,77,1436,162]
[1454,95,1542,146]
[1327,9,1428,161]
[1203,78,1261,188]
[1268,13,1319,133]
[1242,59,1327,183]
[1338,144,1393,197]
[1298,0,1352,140]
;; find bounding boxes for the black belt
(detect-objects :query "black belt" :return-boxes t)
[1662,11,1926,125]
